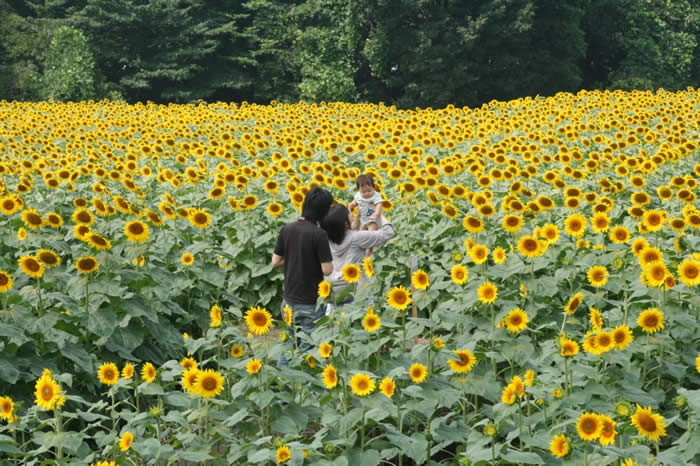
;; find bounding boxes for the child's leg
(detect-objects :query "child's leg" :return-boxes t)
[365,222,378,255]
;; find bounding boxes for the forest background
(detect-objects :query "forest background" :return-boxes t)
[0,0,699,107]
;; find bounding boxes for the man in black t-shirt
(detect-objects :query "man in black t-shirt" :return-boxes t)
[272,187,333,364]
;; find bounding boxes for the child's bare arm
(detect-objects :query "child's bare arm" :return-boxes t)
[369,202,383,220]
[348,200,358,210]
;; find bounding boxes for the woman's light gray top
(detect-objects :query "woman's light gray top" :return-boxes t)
[328,222,396,296]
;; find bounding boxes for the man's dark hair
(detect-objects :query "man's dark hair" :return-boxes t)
[321,204,349,244]
[356,174,375,189]
[301,187,333,223]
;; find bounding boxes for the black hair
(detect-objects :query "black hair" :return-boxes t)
[356,174,375,189]
[321,204,349,244]
[301,187,333,223]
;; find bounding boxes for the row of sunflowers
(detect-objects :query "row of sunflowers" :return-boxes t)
[0,89,699,464]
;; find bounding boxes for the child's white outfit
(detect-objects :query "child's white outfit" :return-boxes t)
[354,190,384,227]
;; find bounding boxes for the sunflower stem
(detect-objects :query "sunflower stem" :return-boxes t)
[85,277,89,313]
[360,401,366,452]
[55,408,63,459]
[518,396,523,451]
[401,312,406,352]
[36,277,44,316]
[563,357,570,396]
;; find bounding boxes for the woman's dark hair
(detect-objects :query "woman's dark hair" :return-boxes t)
[356,174,375,189]
[301,187,333,223]
[321,204,349,244]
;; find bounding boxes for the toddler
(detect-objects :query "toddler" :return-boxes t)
[348,174,384,255]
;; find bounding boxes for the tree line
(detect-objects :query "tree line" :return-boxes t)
[1,0,698,107]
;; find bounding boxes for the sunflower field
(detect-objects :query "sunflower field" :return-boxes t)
[0,89,699,465]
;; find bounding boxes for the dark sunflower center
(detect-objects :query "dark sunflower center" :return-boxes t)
[510,315,522,325]
[644,316,658,327]
[638,414,656,432]
[0,275,8,286]
[582,419,596,434]
[202,377,216,390]
[27,260,40,272]
[42,386,53,399]
[129,223,144,234]
[253,313,267,326]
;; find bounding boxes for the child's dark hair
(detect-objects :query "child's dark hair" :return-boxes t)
[356,174,375,189]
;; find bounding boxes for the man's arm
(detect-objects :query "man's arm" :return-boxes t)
[321,261,333,276]
[271,253,285,268]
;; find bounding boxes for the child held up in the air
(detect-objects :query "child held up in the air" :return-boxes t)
[347,174,384,255]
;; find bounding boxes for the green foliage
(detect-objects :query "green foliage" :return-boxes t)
[39,25,96,101]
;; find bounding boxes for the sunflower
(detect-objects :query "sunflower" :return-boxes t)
[362,256,374,278]
[502,214,523,233]
[504,308,528,333]
[181,252,194,266]
[119,432,134,452]
[194,369,225,398]
[564,213,587,237]
[591,213,610,233]
[0,196,20,215]
[86,233,112,251]
[447,349,477,374]
[379,377,396,398]
[631,237,649,256]
[0,396,14,421]
[637,308,664,334]
[230,344,244,358]
[638,246,663,267]
[541,223,560,243]
[342,263,361,283]
[242,194,258,209]
[560,338,579,357]
[266,202,282,217]
[363,311,381,332]
[630,404,667,442]
[74,224,91,241]
[386,286,412,311]
[462,215,484,233]
[181,368,200,393]
[246,358,262,374]
[441,203,458,219]
[21,208,44,229]
[17,227,26,241]
[37,249,61,268]
[610,324,633,350]
[450,264,468,285]
[341,367,379,400]
[283,305,293,326]
[122,363,135,379]
[409,363,428,383]
[19,255,44,278]
[322,365,338,389]
[587,265,608,287]
[180,357,197,371]
[0,270,14,293]
[549,434,569,458]
[501,383,517,405]
[209,304,222,328]
[34,374,62,410]
[97,362,119,386]
[643,261,667,287]
[678,259,700,287]
[517,235,540,258]
[469,244,489,264]
[589,307,603,331]
[276,445,291,464]
[642,209,665,232]
[563,292,583,315]
[45,212,63,228]
[141,362,157,383]
[317,279,332,300]
[524,369,535,387]
[411,269,430,290]
[595,331,614,354]
[576,412,602,441]
[609,225,630,244]
[319,342,332,358]
[124,220,149,243]
[75,256,99,274]
[477,282,498,304]
[245,306,272,335]
[598,414,617,446]
[72,208,94,226]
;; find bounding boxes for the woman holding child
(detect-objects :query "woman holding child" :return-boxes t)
[321,174,396,302]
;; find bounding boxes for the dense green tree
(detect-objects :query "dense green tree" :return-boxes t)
[39,25,96,100]
[609,0,700,90]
